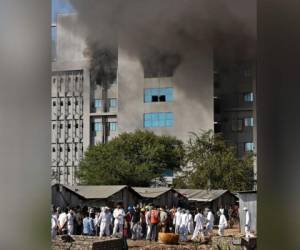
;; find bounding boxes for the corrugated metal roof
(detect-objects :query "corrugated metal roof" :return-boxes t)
[175,189,228,202]
[64,185,128,199]
[133,187,172,198]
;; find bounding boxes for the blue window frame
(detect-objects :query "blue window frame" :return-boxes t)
[94,122,102,132]
[245,142,254,152]
[109,98,117,108]
[244,117,254,127]
[94,99,102,108]
[144,87,174,103]
[144,112,174,128]
[162,169,174,177]
[110,122,117,131]
[243,92,254,102]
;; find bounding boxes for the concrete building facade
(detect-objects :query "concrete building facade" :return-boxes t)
[51,13,255,186]
[51,13,214,185]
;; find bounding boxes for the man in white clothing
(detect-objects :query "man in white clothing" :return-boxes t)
[243,207,251,238]
[191,208,204,241]
[58,208,68,235]
[113,203,125,237]
[206,208,214,235]
[67,208,75,235]
[218,208,227,236]
[145,207,151,240]
[174,208,182,234]
[98,207,112,237]
[187,210,194,234]
[179,210,189,241]
[51,206,58,239]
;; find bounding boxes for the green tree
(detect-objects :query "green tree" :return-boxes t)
[77,130,184,186]
[174,130,254,191]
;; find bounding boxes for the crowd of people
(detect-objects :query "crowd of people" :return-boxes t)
[51,203,242,242]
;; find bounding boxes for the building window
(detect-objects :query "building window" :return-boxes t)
[244,117,254,127]
[75,123,79,129]
[53,101,56,107]
[68,124,71,129]
[231,119,243,132]
[94,122,102,132]
[245,142,254,152]
[144,112,174,128]
[67,100,71,106]
[109,98,117,108]
[60,124,63,129]
[244,92,254,102]
[60,101,64,106]
[94,99,102,108]
[52,124,56,130]
[110,122,117,131]
[144,88,174,103]
[52,147,56,153]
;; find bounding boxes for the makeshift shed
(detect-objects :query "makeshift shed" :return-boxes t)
[51,184,141,209]
[176,189,238,213]
[133,187,187,208]
[238,191,257,234]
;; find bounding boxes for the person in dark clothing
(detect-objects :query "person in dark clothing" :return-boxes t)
[131,205,141,240]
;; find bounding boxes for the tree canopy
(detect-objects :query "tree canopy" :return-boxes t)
[77,130,184,186]
[174,130,254,191]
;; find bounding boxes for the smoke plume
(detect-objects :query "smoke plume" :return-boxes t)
[69,0,256,64]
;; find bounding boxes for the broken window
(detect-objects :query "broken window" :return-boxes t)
[144,87,173,103]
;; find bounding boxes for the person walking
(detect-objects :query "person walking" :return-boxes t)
[145,207,151,240]
[57,208,68,235]
[206,208,214,235]
[218,208,227,236]
[149,206,160,241]
[243,207,251,238]
[112,203,125,237]
[179,210,189,241]
[51,206,58,240]
[191,208,204,241]
[131,205,141,240]
[98,207,112,238]
[187,210,194,235]
[174,208,182,234]
[82,212,91,236]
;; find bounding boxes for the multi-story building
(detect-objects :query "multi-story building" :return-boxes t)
[51,13,214,185]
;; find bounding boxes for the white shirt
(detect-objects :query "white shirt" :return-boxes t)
[145,211,151,225]
[180,213,189,226]
[175,211,182,226]
[67,212,74,227]
[51,214,58,230]
[113,208,125,224]
[194,213,203,229]
[245,211,250,226]
[219,214,227,227]
[98,211,112,225]
[207,211,214,225]
[58,212,68,228]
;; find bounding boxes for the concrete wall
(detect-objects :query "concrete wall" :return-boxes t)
[238,192,257,234]
[117,47,214,142]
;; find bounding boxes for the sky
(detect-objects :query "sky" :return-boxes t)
[52,0,75,26]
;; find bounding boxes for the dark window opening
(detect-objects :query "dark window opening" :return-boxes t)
[52,148,56,153]
[59,147,63,152]
[60,78,63,83]
[75,76,78,82]
[67,147,71,152]
[75,100,79,106]
[152,96,159,102]
[60,101,64,106]
[68,101,71,106]
[75,124,79,129]
[53,78,56,83]
[52,124,56,130]
[68,124,71,129]
[75,147,78,152]
[214,123,222,133]
[60,124,63,129]
[159,95,166,102]
[53,101,56,107]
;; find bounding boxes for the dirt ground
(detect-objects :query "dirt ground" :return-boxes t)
[127,226,241,250]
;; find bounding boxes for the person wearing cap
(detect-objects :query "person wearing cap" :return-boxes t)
[113,203,125,237]
[243,207,251,238]
[218,208,227,236]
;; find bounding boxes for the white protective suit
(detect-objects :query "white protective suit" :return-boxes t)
[179,212,189,241]
[145,210,151,240]
[113,208,125,236]
[67,211,74,235]
[51,213,58,239]
[187,212,194,234]
[191,212,204,240]
[174,210,182,234]
[218,209,227,236]
[206,211,214,233]
[244,208,251,238]
[98,209,112,237]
